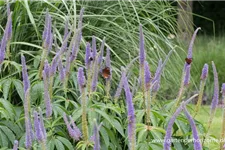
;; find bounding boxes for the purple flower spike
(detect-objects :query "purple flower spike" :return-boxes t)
[222,83,225,96]
[39,109,47,139]
[50,54,59,76]
[183,106,202,150]
[13,140,18,150]
[43,10,53,52]
[114,67,126,99]
[34,111,44,142]
[6,6,12,41]
[58,58,66,81]
[144,61,151,89]
[85,43,91,69]
[152,59,162,92]
[211,61,219,112]
[183,64,191,86]
[164,103,184,150]
[44,60,50,78]
[25,112,32,149]
[42,70,52,118]
[69,116,82,140]
[63,113,81,141]
[139,24,145,66]
[200,64,208,80]
[77,67,86,92]
[92,36,97,60]
[93,119,102,150]
[123,74,136,149]
[187,27,201,59]
[21,55,30,93]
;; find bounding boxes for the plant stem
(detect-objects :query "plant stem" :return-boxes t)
[194,79,206,117]
[38,49,47,79]
[81,87,88,141]
[146,88,151,126]
[220,95,225,150]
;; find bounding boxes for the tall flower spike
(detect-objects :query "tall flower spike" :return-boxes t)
[187,27,201,59]
[39,108,47,139]
[200,64,208,80]
[211,61,219,112]
[63,113,81,141]
[183,64,191,86]
[85,43,91,70]
[69,8,84,63]
[77,67,86,92]
[58,58,66,81]
[34,111,44,142]
[6,4,12,41]
[42,70,52,118]
[63,18,69,40]
[183,106,202,150]
[21,55,30,93]
[93,119,102,150]
[42,10,53,52]
[69,116,82,139]
[222,83,225,96]
[144,61,151,89]
[50,53,59,76]
[194,63,208,117]
[44,60,50,78]
[105,47,111,78]
[163,94,198,150]
[114,67,126,100]
[123,74,136,150]
[152,59,162,92]
[139,24,145,66]
[13,140,18,150]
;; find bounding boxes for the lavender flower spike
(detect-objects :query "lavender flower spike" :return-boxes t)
[13,140,18,150]
[105,47,111,77]
[39,108,47,140]
[139,24,145,66]
[50,53,59,76]
[183,106,202,150]
[69,116,82,139]
[164,94,198,150]
[200,64,208,80]
[63,113,81,141]
[21,55,30,93]
[85,43,91,69]
[42,70,52,118]
[152,59,162,92]
[183,64,191,86]
[123,74,136,150]
[77,67,86,92]
[211,61,219,112]
[114,67,126,100]
[93,119,102,150]
[58,58,66,81]
[34,111,44,142]
[187,27,201,59]
[6,5,12,41]
[144,61,151,89]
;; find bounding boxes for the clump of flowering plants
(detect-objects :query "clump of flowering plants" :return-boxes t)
[0,1,223,150]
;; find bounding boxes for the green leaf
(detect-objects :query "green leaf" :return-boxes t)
[3,79,11,100]
[13,79,24,101]
[95,109,125,137]
[56,136,73,150]
[54,139,65,150]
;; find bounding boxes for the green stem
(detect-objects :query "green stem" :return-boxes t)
[146,88,151,126]
[202,109,216,146]
[49,76,54,100]
[220,95,225,150]
[140,64,146,108]
[81,87,88,141]
[6,41,11,59]
[194,79,206,117]
[40,141,47,150]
